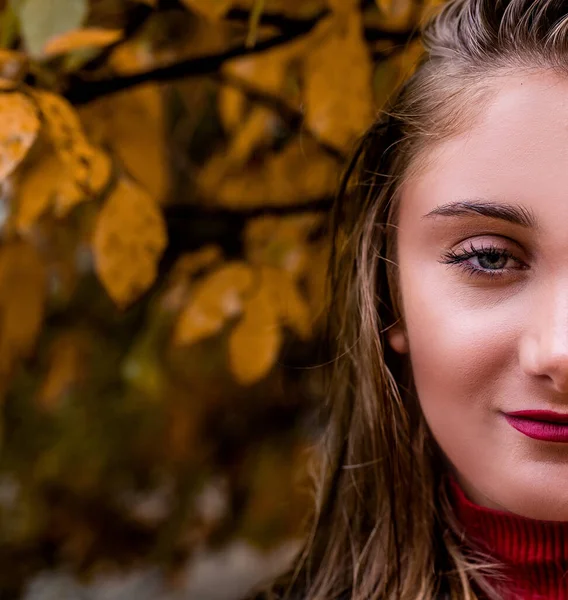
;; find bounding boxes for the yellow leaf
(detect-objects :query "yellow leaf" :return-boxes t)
[232,0,326,17]
[374,0,414,29]
[261,266,312,339]
[55,148,111,216]
[92,178,167,308]
[33,89,89,163]
[15,143,111,231]
[198,138,340,208]
[0,50,29,89]
[173,261,254,346]
[32,90,112,199]
[15,150,61,231]
[0,92,40,182]
[303,12,374,150]
[180,0,234,19]
[420,0,446,20]
[79,84,168,203]
[36,330,90,412]
[305,240,331,330]
[228,276,281,385]
[218,85,247,133]
[327,0,359,14]
[245,214,322,275]
[171,246,223,280]
[0,241,46,378]
[43,27,123,57]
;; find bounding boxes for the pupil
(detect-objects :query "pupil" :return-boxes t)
[479,252,505,269]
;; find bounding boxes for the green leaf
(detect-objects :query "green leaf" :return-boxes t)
[16,0,88,58]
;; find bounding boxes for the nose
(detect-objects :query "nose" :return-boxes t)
[519,283,568,393]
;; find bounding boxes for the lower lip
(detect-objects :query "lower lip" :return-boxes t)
[504,415,568,442]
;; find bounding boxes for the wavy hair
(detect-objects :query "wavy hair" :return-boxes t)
[252,1,568,598]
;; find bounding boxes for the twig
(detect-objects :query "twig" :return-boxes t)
[215,72,345,161]
[65,12,326,105]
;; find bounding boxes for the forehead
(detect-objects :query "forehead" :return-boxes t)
[399,70,568,226]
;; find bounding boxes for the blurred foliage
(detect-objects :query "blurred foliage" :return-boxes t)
[0,0,443,596]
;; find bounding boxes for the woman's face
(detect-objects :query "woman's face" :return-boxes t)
[389,71,568,520]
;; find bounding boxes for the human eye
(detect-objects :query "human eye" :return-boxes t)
[438,240,529,280]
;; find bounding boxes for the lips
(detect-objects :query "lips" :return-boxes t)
[504,411,568,442]
[506,410,568,423]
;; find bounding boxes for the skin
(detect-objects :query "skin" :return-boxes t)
[387,70,568,521]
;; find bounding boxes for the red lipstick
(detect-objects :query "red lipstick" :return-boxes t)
[504,410,568,442]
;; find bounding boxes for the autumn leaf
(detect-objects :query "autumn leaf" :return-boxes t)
[15,141,111,231]
[0,50,29,89]
[92,178,167,308]
[181,0,234,20]
[228,274,282,385]
[14,150,61,231]
[245,214,322,276]
[170,246,223,281]
[305,240,331,330]
[43,27,123,58]
[32,90,112,203]
[17,0,89,58]
[0,240,46,378]
[327,0,359,14]
[0,92,40,182]
[198,138,340,208]
[33,89,90,163]
[78,84,168,203]
[260,266,312,340]
[37,329,91,412]
[303,12,374,150]
[374,0,414,30]
[173,262,255,346]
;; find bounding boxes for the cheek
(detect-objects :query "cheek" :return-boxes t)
[397,258,520,437]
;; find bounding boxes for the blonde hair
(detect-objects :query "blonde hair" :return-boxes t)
[254,1,568,599]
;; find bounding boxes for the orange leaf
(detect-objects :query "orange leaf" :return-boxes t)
[15,151,61,231]
[327,0,359,13]
[32,90,112,199]
[0,241,46,378]
[198,138,339,208]
[245,214,322,275]
[15,143,110,231]
[92,178,167,308]
[173,261,255,346]
[261,266,312,340]
[43,27,123,57]
[78,84,168,203]
[228,274,282,385]
[180,0,234,19]
[303,12,374,150]
[0,50,29,89]
[37,330,90,412]
[0,92,40,182]
[171,246,223,280]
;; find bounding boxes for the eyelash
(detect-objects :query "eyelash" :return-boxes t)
[439,241,527,279]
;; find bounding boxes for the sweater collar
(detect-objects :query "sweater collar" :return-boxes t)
[447,472,568,599]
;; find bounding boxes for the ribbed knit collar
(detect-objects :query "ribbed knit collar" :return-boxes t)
[447,473,568,599]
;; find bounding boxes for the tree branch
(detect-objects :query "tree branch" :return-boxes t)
[65,1,417,107]
[65,11,327,105]
[215,72,346,161]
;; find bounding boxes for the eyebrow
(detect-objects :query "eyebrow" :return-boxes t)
[422,199,538,229]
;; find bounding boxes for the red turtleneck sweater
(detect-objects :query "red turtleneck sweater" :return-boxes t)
[447,473,568,599]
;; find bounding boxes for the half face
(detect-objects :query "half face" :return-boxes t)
[390,71,568,520]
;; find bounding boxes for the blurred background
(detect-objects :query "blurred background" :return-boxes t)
[0,0,439,598]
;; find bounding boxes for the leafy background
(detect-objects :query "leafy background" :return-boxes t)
[0,0,441,598]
